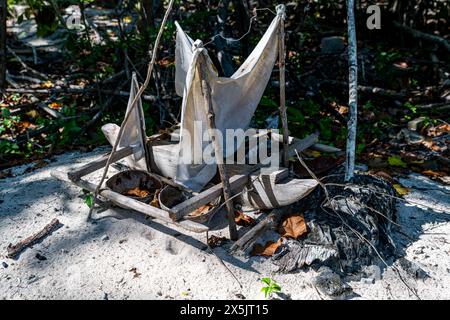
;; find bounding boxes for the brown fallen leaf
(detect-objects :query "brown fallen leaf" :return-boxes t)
[150,189,160,208]
[234,210,255,227]
[422,170,445,178]
[251,239,282,257]
[369,170,396,184]
[124,187,150,198]
[278,214,307,239]
[189,203,213,218]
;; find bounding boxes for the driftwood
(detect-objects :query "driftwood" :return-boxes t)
[52,170,208,233]
[7,218,62,259]
[230,210,279,253]
[230,206,298,253]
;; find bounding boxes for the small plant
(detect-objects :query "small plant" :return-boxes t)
[260,277,281,299]
[83,191,94,208]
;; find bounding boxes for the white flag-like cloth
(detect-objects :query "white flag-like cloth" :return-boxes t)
[174,6,285,191]
[102,73,148,171]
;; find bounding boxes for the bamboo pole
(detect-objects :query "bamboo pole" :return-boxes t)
[344,0,358,181]
[276,5,289,168]
[199,54,238,241]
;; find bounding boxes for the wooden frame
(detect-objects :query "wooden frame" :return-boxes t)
[51,132,321,236]
[50,7,333,239]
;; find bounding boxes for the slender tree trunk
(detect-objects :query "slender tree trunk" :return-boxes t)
[344,0,358,182]
[138,0,154,39]
[0,0,6,88]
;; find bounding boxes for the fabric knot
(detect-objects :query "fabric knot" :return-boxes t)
[276,4,286,20]
[193,39,204,50]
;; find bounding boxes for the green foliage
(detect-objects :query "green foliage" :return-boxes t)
[83,191,94,208]
[388,155,407,168]
[260,277,281,299]
[0,108,20,135]
[404,102,417,114]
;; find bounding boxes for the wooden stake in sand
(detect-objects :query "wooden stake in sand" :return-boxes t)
[277,4,289,168]
[87,0,175,221]
[7,218,61,259]
[199,54,238,241]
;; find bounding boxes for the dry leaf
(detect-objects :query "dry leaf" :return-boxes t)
[123,16,133,24]
[190,204,213,218]
[234,210,255,227]
[369,170,396,184]
[251,239,283,257]
[124,187,150,197]
[278,214,307,239]
[41,81,54,89]
[422,170,445,178]
[49,102,62,109]
[393,184,410,196]
[150,190,160,208]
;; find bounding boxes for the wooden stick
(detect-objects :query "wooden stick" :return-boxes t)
[199,54,238,241]
[51,170,208,233]
[170,174,249,221]
[230,212,277,253]
[87,0,175,221]
[230,206,296,253]
[7,218,62,259]
[277,5,289,168]
[67,146,134,181]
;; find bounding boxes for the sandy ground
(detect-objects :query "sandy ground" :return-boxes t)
[0,147,449,300]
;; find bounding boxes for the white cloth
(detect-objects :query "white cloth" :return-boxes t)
[101,73,148,171]
[174,9,284,191]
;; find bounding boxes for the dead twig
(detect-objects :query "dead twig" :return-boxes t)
[6,218,62,259]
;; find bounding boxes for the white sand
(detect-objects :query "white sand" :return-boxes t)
[0,147,449,300]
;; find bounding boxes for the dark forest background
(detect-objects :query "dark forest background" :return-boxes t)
[0,0,449,179]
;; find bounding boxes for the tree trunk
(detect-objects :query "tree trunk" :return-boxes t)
[138,0,154,38]
[344,0,358,182]
[0,0,6,88]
